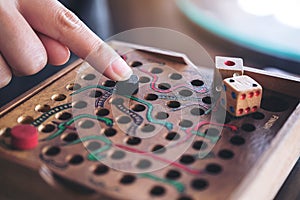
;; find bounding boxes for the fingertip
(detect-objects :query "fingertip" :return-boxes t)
[48,46,70,66]
[104,58,133,81]
[0,74,12,88]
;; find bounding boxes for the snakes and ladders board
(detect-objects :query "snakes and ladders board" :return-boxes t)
[0,41,299,200]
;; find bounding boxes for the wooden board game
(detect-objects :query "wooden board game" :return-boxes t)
[0,41,299,200]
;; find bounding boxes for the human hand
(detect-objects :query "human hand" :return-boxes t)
[0,0,132,88]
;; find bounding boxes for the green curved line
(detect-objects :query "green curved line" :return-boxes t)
[65,135,112,161]
[127,95,173,130]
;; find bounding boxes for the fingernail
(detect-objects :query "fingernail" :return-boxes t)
[111,58,133,81]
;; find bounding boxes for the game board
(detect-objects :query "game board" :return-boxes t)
[0,41,299,200]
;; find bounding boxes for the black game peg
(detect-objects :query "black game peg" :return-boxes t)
[114,75,139,96]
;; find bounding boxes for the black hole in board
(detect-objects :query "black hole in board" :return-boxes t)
[152,145,166,154]
[158,83,171,90]
[45,146,61,156]
[165,132,180,141]
[63,132,78,142]
[251,112,265,120]
[73,101,87,109]
[214,107,232,124]
[57,112,72,120]
[151,67,163,74]
[150,185,166,196]
[179,155,195,165]
[191,179,209,190]
[190,108,205,116]
[111,150,126,160]
[117,116,131,124]
[205,163,222,174]
[139,76,151,83]
[179,120,193,128]
[120,175,136,185]
[241,123,256,132]
[87,141,102,151]
[103,80,116,87]
[93,164,109,175]
[104,128,117,137]
[205,128,220,137]
[155,112,169,120]
[42,124,56,133]
[89,90,102,98]
[167,101,181,108]
[179,89,193,97]
[66,83,81,91]
[177,196,193,200]
[96,108,110,117]
[145,93,158,101]
[131,104,146,112]
[83,74,96,80]
[131,61,143,67]
[126,137,141,145]
[169,73,182,80]
[69,155,84,165]
[136,159,152,169]
[141,124,155,132]
[80,120,94,129]
[165,169,181,180]
[52,94,66,101]
[261,96,289,112]
[35,104,51,113]
[191,79,204,86]
[218,149,234,160]
[230,136,245,145]
[192,140,208,151]
[202,96,212,104]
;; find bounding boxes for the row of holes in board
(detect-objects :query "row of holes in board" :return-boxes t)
[44,141,234,165]
[80,63,202,82]
[36,112,261,137]
[43,144,221,199]
[43,145,230,180]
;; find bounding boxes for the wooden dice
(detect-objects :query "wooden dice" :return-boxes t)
[221,75,262,117]
[215,56,244,79]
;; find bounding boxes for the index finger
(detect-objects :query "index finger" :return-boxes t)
[19,0,132,81]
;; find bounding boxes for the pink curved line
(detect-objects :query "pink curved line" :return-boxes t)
[174,121,238,147]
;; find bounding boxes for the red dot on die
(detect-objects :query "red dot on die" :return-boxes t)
[245,107,251,113]
[238,109,244,114]
[255,90,260,96]
[248,92,254,98]
[240,94,246,100]
[252,106,258,112]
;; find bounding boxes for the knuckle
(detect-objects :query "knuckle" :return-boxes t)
[55,7,82,35]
